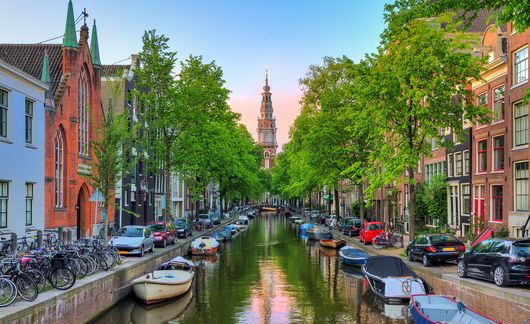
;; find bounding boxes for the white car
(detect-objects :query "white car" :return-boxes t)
[110,226,155,257]
[325,215,338,227]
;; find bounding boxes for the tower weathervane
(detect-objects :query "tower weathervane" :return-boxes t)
[82,8,89,25]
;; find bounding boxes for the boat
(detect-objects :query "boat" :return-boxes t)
[190,236,220,255]
[211,231,226,243]
[306,226,332,240]
[131,289,193,324]
[300,223,314,235]
[339,246,369,265]
[289,216,303,224]
[409,294,500,324]
[319,239,346,249]
[238,215,249,225]
[362,256,427,302]
[132,256,195,304]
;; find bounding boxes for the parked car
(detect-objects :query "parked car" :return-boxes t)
[209,211,221,225]
[310,210,320,219]
[175,219,192,238]
[407,234,465,267]
[359,222,384,244]
[147,222,177,248]
[110,226,155,257]
[319,213,330,225]
[325,215,338,227]
[198,214,213,228]
[457,238,530,287]
[339,217,362,236]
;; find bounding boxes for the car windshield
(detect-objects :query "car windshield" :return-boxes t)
[513,242,530,256]
[344,218,354,225]
[199,214,209,219]
[115,227,143,237]
[430,235,459,244]
[367,224,382,230]
[147,224,165,232]
[175,220,186,226]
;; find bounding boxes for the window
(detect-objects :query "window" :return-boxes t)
[448,154,453,177]
[25,183,33,226]
[463,150,470,176]
[493,86,505,122]
[477,93,488,126]
[78,67,89,156]
[462,184,471,215]
[477,140,487,173]
[431,137,439,150]
[514,162,528,211]
[455,152,462,176]
[425,162,445,182]
[24,99,34,144]
[0,182,8,228]
[54,129,64,208]
[0,89,7,138]
[514,46,528,85]
[491,185,503,221]
[514,101,528,147]
[493,136,504,171]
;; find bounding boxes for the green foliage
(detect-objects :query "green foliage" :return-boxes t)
[417,175,448,228]
[494,227,510,238]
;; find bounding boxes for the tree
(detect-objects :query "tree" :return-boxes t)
[87,87,135,246]
[366,16,488,239]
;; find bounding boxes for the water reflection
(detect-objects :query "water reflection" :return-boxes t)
[93,213,410,323]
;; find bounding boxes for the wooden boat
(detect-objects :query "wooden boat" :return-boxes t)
[132,269,194,304]
[362,256,426,302]
[306,226,332,240]
[409,294,500,324]
[190,236,220,255]
[319,238,346,249]
[339,246,369,265]
[131,289,193,324]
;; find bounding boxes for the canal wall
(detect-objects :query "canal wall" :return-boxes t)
[0,219,235,324]
[332,230,530,324]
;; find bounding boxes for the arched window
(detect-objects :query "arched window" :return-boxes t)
[54,129,64,207]
[264,151,270,158]
[78,67,89,156]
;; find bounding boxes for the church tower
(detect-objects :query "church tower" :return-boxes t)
[257,69,277,169]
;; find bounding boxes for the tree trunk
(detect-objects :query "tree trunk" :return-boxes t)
[408,166,416,241]
[358,184,365,224]
[164,169,171,223]
[334,188,340,220]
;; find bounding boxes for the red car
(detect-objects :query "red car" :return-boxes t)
[147,222,177,248]
[359,222,384,244]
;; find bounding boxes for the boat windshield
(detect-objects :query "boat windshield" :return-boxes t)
[147,224,166,232]
[116,227,144,237]
[513,242,530,256]
[430,235,459,244]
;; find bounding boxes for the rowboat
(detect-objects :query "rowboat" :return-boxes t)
[132,269,194,304]
[339,246,369,265]
[190,236,220,255]
[131,289,193,324]
[306,226,332,240]
[409,294,500,324]
[319,239,346,249]
[362,256,427,302]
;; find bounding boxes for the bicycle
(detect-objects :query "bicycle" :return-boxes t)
[372,229,404,249]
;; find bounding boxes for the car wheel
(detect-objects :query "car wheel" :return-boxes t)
[140,245,145,257]
[494,266,508,287]
[348,230,353,237]
[457,260,468,278]
[422,254,431,267]
[407,250,414,262]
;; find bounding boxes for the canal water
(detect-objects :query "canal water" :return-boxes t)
[93,212,410,323]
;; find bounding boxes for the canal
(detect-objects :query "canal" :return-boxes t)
[92,212,410,323]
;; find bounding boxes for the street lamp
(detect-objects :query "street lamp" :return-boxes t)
[140,178,148,225]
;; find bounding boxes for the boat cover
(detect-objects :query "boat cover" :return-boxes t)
[160,256,195,269]
[364,256,417,278]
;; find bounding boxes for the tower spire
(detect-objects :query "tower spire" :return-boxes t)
[263,67,270,92]
[62,0,78,49]
[90,19,102,67]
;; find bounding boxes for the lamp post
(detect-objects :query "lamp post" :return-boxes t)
[140,178,148,225]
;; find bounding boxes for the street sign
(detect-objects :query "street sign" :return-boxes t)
[89,189,104,202]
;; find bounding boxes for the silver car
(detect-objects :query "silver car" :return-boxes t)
[110,225,155,257]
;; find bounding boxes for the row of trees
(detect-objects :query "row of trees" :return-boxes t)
[270,3,518,239]
[90,30,265,244]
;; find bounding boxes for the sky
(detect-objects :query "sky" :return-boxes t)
[1,0,389,150]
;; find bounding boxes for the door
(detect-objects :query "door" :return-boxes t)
[473,185,485,233]
[412,236,427,259]
[76,195,81,240]
[467,240,492,276]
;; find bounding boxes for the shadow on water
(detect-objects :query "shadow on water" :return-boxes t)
[91,212,410,323]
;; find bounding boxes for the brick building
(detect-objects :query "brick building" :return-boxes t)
[0,1,107,239]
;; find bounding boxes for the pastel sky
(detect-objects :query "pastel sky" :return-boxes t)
[1,0,389,150]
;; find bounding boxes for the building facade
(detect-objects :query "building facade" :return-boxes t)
[0,1,107,239]
[0,60,48,239]
[257,70,277,170]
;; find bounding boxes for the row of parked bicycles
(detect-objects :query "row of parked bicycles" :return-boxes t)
[0,234,121,307]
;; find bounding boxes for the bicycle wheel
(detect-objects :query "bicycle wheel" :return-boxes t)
[0,278,17,307]
[392,236,404,248]
[372,238,383,250]
[24,269,47,292]
[15,274,38,301]
[66,259,81,277]
[96,254,110,271]
[49,268,76,290]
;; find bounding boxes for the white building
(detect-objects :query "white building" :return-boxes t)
[171,173,188,218]
[0,59,47,239]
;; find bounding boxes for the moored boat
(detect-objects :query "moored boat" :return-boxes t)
[362,256,427,302]
[339,246,369,266]
[306,226,332,240]
[131,289,193,324]
[319,239,346,249]
[132,267,194,304]
[300,223,314,235]
[190,236,220,255]
[409,294,500,324]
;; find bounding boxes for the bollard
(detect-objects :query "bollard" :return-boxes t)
[58,227,63,242]
[66,231,72,243]
[36,230,42,248]
[10,233,17,252]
